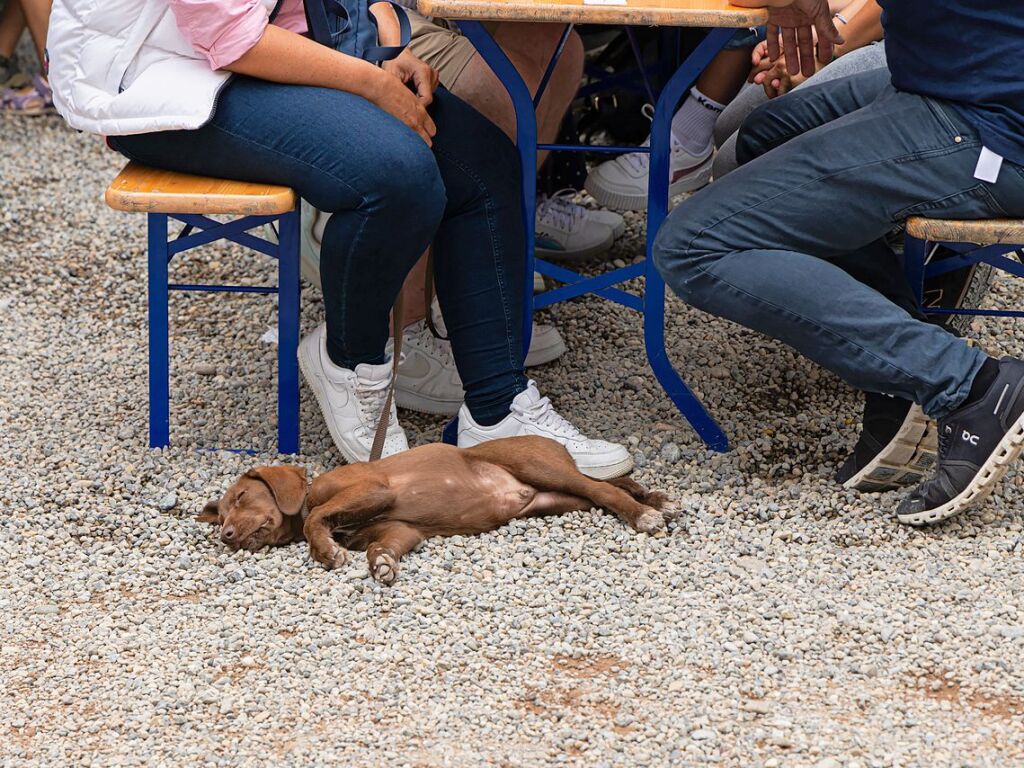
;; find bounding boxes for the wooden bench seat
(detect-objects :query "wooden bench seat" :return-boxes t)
[106,161,301,454]
[906,216,1024,246]
[105,161,296,216]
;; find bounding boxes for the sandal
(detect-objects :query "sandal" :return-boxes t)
[3,74,55,116]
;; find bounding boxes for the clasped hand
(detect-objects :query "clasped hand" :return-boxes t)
[371,49,439,146]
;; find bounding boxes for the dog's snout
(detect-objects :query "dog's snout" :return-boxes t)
[221,526,237,544]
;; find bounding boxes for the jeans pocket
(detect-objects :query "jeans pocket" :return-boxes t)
[923,97,969,142]
[893,183,1010,222]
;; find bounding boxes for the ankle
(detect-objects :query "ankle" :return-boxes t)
[964,357,1000,406]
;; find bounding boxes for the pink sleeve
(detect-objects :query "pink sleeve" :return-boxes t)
[168,0,272,70]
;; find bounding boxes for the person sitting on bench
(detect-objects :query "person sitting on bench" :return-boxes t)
[46,0,634,480]
[654,0,1024,524]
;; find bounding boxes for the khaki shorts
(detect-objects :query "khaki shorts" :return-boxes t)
[406,10,497,90]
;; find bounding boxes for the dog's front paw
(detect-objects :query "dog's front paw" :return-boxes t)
[311,542,348,571]
[633,506,666,534]
[370,550,399,586]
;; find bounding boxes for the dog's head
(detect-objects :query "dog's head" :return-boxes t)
[198,466,307,551]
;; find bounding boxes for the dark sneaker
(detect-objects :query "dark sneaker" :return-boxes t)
[837,392,937,492]
[897,357,1024,526]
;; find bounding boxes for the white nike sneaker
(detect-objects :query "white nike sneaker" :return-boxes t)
[298,323,409,463]
[456,380,634,479]
[524,323,567,368]
[393,305,568,416]
[391,320,464,416]
[535,192,615,262]
[584,135,713,212]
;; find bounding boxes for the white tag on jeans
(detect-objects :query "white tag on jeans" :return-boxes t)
[974,146,1003,184]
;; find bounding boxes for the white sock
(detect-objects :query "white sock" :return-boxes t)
[671,87,725,156]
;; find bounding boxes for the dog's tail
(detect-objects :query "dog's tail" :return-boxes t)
[604,476,669,510]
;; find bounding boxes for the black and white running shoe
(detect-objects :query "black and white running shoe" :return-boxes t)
[837,393,937,492]
[897,357,1024,526]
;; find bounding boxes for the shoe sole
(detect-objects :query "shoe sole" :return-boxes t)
[584,159,713,213]
[525,334,568,368]
[579,455,635,481]
[394,388,461,417]
[297,339,372,466]
[536,229,615,263]
[842,405,938,492]
[898,410,1024,526]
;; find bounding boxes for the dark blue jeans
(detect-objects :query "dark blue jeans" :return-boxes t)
[110,76,528,424]
[654,68,1024,419]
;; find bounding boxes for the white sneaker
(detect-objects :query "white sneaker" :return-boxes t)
[300,200,326,289]
[456,380,634,479]
[535,192,615,262]
[424,299,566,369]
[524,323,567,367]
[298,323,409,463]
[543,188,626,238]
[393,304,568,416]
[584,134,713,212]
[392,320,464,416]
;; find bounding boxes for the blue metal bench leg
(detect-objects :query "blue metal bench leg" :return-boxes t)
[277,208,301,455]
[645,28,735,453]
[904,234,929,310]
[148,213,171,448]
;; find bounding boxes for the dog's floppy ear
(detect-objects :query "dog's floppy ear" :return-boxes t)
[244,465,307,516]
[196,499,221,524]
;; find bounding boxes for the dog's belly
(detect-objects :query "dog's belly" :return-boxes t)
[387,460,537,535]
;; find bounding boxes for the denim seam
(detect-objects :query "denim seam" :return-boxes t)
[206,122,367,204]
[432,144,525,406]
[682,259,942,391]
[202,123,381,365]
[683,143,979,255]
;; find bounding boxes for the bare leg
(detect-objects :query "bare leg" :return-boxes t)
[19,0,49,71]
[465,437,669,533]
[394,252,430,330]
[364,522,425,585]
[398,23,584,322]
[694,47,754,105]
[450,23,584,164]
[0,0,27,60]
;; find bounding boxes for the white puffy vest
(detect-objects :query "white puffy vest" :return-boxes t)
[48,0,277,135]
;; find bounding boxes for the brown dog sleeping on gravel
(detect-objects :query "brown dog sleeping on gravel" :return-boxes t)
[199,436,673,584]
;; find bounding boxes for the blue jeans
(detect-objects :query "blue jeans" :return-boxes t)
[653,68,1024,418]
[111,77,527,424]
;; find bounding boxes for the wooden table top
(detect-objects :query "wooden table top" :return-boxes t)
[417,0,766,27]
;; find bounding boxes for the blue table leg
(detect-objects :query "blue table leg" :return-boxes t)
[460,22,734,451]
[646,27,735,452]
[277,209,301,455]
[148,213,171,448]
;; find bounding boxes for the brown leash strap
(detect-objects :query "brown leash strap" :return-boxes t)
[369,290,404,462]
[423,250,448,341]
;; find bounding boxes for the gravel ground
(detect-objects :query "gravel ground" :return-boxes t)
[2,112,1024,768]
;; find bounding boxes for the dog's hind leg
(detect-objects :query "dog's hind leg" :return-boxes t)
[465,437,668,533]
[363,522,424,586]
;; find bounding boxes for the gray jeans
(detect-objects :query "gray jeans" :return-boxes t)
[653,67,1024,419]
[713,43,888,179]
